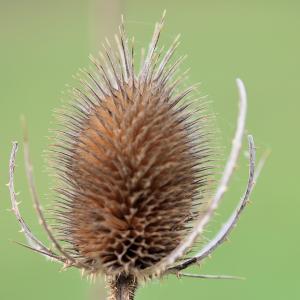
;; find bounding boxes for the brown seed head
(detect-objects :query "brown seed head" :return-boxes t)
[51,15,214,280]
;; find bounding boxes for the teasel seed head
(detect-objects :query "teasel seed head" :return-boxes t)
[50,13,214,283]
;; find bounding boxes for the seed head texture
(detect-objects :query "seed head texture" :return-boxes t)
[51,16,213,280]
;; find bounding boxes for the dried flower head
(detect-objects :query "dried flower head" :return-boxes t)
[53,18,213,280]
[8,12,262,300]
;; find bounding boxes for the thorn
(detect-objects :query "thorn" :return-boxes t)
[81,269,85,278]
[61,262,71,271]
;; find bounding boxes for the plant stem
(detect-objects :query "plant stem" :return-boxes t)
[108,274,137,300]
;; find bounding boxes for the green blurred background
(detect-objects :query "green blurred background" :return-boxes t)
[0,0,299,299]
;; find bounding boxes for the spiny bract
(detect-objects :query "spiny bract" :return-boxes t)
[51,15,213,280]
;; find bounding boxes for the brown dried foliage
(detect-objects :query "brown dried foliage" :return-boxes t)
[51,16,213,279]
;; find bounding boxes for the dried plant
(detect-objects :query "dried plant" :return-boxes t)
[8,12,262,300]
